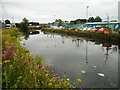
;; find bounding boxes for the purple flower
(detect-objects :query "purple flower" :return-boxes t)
[18,56,23,61]
[2,45,15,60]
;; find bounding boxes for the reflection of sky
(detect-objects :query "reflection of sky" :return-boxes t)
[21,31,118,88]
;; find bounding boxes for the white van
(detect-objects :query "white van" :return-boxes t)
[6,24,11,28]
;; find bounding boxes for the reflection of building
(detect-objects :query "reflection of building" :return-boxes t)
[28,22,40,29]
[118,1,120,23]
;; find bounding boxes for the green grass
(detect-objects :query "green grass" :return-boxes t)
[2,28,80,88]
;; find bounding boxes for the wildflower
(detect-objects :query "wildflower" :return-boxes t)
[5,41,9,44]
[18,56,22,61]
[48,83,52,86]
[4,60,10,63]
[2,45,15,60]
[77,78,82,83]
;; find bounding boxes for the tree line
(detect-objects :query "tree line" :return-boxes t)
[4,15,102,31]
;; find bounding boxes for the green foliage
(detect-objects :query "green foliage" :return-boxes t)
[5,19,11,24]
[2,28,74,88]
[15,23,21,28]
[88,17,95,22]
[88,16,102,22]
[94,16,102,22]
[20,18,29,32]
[55,19,64,26]
[70,19,86,25]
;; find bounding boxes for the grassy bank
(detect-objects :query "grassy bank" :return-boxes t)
[2,28,77,88]
[42,28,120,45]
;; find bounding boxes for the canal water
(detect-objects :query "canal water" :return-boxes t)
[21,30,119,88]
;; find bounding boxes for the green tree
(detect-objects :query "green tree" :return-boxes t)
[20,18,29,32]
[75,19,81,24]
[55,19,64,26]
[5,19,11,24]
[94,16,102,22]
[15,23,21,28]
[69,19,86,24]
[70,21,75,25]
[88,17,95,22]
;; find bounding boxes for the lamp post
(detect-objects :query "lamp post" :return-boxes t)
[86,6,89,23]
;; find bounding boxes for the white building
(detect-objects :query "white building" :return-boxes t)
[118,1,120,23]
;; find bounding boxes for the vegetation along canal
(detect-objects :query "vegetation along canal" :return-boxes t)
[21,30,119,88]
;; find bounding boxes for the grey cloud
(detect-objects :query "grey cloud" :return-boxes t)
[1,0,120,23]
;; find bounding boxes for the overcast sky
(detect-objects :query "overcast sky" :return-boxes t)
[0,0,120,23]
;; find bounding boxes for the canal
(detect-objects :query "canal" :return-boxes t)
[21,30,119,88]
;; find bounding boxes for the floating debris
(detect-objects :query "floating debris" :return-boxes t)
[94,66,97,68]
[67,78,70,81]
[111,83,116,87]
[98,73,105,77]
[81,70,86,74]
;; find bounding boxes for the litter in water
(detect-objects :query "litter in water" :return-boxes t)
[81,70,86,74]
[98,73,105,77]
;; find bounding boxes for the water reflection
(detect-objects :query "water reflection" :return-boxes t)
[23,32,29,40]
[72,38,84,48]
[118,45,120,53]
[61,36,65,44]
[102,43,111,64]
[21,30,118,88]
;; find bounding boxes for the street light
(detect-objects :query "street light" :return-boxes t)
[86,6,89,23]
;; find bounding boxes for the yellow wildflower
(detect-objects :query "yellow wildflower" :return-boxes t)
[48,83,52,86]
[4,60,10,63]
[5,41,9,44]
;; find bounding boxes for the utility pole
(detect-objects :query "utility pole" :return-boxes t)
[53,14,56,26]
[12,16,14,24]
[106,13,109,23]
[106,13,110,31]
[54,14,55,21]
[12,16,14,27]
[86,6,89,23]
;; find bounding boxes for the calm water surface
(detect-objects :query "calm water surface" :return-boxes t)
[21,30,119,88]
